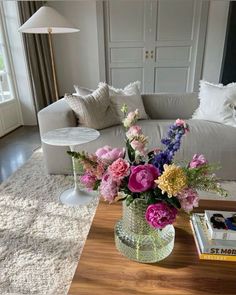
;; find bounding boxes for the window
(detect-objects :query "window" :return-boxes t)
[0,6,14,103]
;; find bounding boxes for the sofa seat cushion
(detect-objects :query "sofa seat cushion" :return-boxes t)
[75,119,236,180]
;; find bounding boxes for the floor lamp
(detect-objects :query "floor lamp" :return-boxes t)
[18,6,79,101]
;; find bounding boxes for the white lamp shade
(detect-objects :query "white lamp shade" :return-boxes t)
[18,6,79,34]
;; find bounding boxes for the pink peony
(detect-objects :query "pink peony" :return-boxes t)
[108,158,130,180]
[100,173,118,203]
[95,145,125,163]
[126,125,142,139]
[189,154,208,169]
[80,173,97,190]
[130,139,146,155]
[145,202,178,229]
[177,188,199,213]
[128,164,159,192]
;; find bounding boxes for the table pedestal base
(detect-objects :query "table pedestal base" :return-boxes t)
[60,188,94,206]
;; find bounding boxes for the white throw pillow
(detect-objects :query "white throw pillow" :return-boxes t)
[192,80,236,127]
[99,81,148,120]
[73,85,93,96]
[65,84,119,130]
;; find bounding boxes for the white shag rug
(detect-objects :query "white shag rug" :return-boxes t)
[0,149,236,295]
[0,149,98,295]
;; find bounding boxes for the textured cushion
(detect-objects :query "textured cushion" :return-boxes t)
[192,80,236,127]
[73,85,93,96]
[99,81,148,120]
[65,85,119,130]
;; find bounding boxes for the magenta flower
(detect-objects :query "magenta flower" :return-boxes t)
[145,202,178,229]
[95,145,125,163]
[108,158,130,181]
[177,188,199,213]
[128,164,159,192]
[100,173,118,203]
[80,173,96,190]
[189,154,208,169]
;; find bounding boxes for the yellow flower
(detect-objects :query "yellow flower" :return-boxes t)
[155,164,187,197]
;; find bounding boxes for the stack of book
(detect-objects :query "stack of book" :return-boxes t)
[190,210,236,261]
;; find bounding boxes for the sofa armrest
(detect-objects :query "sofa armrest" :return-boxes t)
[37,98,77,175]
[37,98,77,136]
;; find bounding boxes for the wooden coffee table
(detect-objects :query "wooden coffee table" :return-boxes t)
[69,200,236,295]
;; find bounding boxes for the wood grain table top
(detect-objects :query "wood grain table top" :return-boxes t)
[69,200,236,295]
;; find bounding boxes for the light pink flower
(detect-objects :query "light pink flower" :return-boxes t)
[175,118,189,133]
[95,145,125,163]
[100,173,118,203]
[189,154,208,169]
[128,164,159,192]
[177,188,199,213]
[80,173,96,190]
[123,109,139,128]
[108,158,130,180]
[130,139,146,155]
[126,125,142,139]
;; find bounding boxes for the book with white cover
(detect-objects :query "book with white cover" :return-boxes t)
[205,210,236,241]
[191,213,236,255]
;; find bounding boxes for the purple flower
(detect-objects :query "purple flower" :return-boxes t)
[80,173,96,190]
[95,146,125,163]
[100,173,118,203]
[145,202,178,229]
[189,154,208,169]
[177,188,199,213]
[128,164,159,193]
[152,120,189,172]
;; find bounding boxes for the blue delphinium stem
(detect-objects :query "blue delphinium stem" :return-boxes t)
[152,122,189,172]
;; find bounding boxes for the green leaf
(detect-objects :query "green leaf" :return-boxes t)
[126,140,135,163]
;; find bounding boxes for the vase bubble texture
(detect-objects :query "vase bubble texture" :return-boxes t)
[115,199,175,263]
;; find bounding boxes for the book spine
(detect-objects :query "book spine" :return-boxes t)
[199,253,236,262]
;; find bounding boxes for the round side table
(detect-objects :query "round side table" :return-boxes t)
[42,127,100,206]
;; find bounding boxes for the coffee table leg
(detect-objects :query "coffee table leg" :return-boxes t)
[59,145,95,206]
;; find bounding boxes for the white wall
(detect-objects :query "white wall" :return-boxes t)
[202,1,229,84]
[48,1,100,95]
[3,1,37,125]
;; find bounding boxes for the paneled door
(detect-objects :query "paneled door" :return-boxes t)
[103,0,209,93]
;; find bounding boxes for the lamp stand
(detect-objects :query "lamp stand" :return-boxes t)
[48,28,59,101]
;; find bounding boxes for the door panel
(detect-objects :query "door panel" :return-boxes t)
[111,68,144,89]
[156,0,194,41]
[155,68,188,92]
[108,0,145,42]
[110,48,143,63]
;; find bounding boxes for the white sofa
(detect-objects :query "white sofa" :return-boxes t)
[38,92,236,180]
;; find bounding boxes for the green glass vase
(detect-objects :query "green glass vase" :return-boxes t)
[114,199,175,263]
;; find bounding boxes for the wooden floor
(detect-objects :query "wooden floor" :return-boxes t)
[69,200,236,295]
[0,126,40,183]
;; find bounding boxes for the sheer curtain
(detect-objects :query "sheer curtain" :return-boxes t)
[18,1,56,112]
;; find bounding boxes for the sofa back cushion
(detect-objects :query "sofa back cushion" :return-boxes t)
[142,93,199,119]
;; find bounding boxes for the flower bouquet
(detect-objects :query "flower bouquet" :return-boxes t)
[68,106,227,262]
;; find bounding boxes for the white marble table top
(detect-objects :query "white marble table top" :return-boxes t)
[41,127,100,147]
